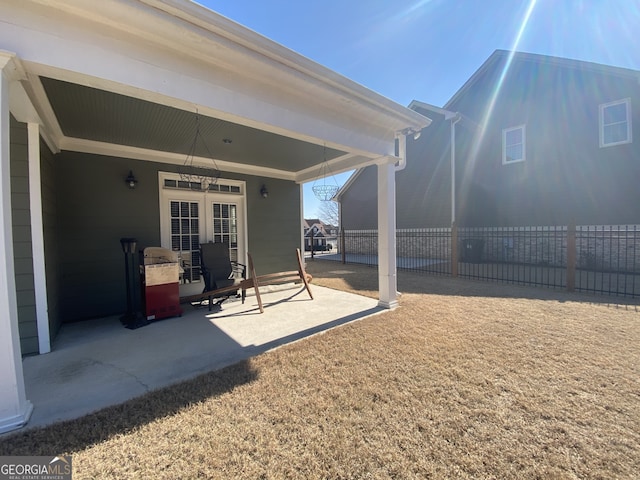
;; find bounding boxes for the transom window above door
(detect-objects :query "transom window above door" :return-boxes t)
[163,178,242,194]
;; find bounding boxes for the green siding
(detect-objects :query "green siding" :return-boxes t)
[56,151,301,322]
[10,117,38,355]
[56,153,160,321]
[245,177,302,275]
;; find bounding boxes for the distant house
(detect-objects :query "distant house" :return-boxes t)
[339,50,640,228]
[304,219,338,251]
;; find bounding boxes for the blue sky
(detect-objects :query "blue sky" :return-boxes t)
[199,0,640,218]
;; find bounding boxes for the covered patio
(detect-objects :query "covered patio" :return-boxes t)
[22,284,381,431]
[0,0,430,433]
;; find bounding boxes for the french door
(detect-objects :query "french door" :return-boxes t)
[159,173,246,297]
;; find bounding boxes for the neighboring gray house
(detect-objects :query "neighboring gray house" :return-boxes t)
[0,0,429,432]
[339,50,640,229]
[338,103,467,230]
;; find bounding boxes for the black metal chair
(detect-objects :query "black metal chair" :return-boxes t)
[199,242,246,311]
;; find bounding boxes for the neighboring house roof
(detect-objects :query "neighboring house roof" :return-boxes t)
[408,100,479,131]
[407,100,457,120]
[444,49,640,111]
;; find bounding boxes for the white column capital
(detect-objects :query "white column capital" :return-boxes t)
[0,51,25,81]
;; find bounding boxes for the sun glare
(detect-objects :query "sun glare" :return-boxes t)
[460,0,539,195]
[393,0,437,22]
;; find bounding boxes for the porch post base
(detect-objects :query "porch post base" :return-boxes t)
[377,299,399,310]
[0,401,33,434]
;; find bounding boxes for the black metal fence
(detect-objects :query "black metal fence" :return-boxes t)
[575,225,640,297]
[457,226,568,290]
[329,225,640,299]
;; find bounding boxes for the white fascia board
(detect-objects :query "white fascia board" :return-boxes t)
[70,0,431,132]
[56,122,389,183]
[295,154,399,184]
[60,137,297,181]
[294,152,358,183]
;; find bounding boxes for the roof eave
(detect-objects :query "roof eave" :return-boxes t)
[144,0,431,132]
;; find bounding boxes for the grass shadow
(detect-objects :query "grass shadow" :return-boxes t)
[0,359,258,455]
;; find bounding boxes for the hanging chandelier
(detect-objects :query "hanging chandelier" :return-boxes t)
[178,113,221,190]
[311,144,340,201]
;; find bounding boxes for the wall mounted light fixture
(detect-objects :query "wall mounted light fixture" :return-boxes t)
[260,184,268,198]
[125,171,138,189]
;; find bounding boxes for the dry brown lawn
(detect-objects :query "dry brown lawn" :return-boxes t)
[1,260,639,479]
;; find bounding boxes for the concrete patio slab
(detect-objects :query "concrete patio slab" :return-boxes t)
[20,285,382,431]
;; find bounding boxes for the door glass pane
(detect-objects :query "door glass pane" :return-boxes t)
[212,202,239,262]
[170,200,201,284]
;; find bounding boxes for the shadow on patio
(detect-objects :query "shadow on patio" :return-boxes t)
[18,284,381,440]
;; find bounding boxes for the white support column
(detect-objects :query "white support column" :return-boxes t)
[377,161,398,309]
[29,122,50,354]
[299,183,305,255]
[0,54,33,433]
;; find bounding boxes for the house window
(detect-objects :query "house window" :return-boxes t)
[600,98,632,147]
[502,125,525,165]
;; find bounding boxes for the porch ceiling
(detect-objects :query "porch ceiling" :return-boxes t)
[39,76,346,175]
[3,0,431,183]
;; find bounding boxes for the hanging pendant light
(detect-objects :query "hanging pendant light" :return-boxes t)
[178,112,221,191]
[312,144,340,201]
